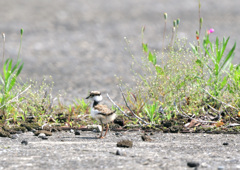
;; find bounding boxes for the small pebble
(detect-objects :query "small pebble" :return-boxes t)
[116,149,121,155]
[31,129,37,133]
[141,135,152,141]
[87,125,102,132]
[70,129,74,133]
[218,166,225,170]
[38,133,46,138]
[150,132,154,135]
[117,140,133,148]
[96,125,102,132]
[115,132,122,137]
[16,131,23,134]
[223,142,229,146]
[11,134,19,139]
[41,136,48,140]
[21,140,28,145]
[187,161,200,168]
[75,130,81,135]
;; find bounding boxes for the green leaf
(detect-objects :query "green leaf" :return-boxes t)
[3,59,10,80]
[8,76,16,92]
[221,42,236,72]
[148,51,157,65]
[155,65,164,75]
[0,74,4,85]
[220,37,230,58]
[190,43,199,57]
[195,59,203,68]
[16,63,24,76]
[142,43,148,53]
[219,76,228,90]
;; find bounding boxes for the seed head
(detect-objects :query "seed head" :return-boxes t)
[164,13,167,20]
[20,28,24,35]
[2,33,5,41]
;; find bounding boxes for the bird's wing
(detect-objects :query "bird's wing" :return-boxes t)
[94,104,115,115]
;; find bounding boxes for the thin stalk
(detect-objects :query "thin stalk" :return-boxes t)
[162,20,167,52]
[17,33,23,60]
[2,33,5,69]
[170,27,175,47]
[162,13,167,54]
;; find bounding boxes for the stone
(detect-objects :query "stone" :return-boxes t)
[34,130,52,136]
[16,131,23,134]
[11,134,19,139]
[141,135,152,141]
[41,136,48,140]
[74,130,81,135]
[21,140,28,145]
[187,161,200,168]
[218,166,225,170]
[38,133,46,138]
[115,132,122,137]
[223,142,229,146]
[116,149,121,155]
[117,140,133,148]
[87,125,102,132]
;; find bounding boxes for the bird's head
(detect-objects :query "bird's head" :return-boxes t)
[86,91,103,102]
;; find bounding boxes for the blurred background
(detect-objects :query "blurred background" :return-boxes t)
[0,0,239,103]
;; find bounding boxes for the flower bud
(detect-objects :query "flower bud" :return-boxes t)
[164,13,167,20]
[20,28,24,35]
[177,18,180,26]
[200,17,203,27]
[2,33,5,41]
[196,31,199,40]
[173,20,176,27]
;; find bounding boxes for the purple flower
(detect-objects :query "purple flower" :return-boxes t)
[207,28,214,34]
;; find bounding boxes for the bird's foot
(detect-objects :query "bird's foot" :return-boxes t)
[98,136,105,139]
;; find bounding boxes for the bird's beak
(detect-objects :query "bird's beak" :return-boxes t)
[86,95,90,99]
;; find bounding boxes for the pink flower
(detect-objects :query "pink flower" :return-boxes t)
[207,28,214,34]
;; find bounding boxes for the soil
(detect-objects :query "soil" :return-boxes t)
[1,0,240,169]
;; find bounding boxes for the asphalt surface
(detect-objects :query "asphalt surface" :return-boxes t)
[1,131,240,170]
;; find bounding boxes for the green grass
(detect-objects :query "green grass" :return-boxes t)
[120,0,239,126]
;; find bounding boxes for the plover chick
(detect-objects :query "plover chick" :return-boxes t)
[86,91,116,139]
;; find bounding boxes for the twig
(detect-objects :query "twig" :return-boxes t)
[222,104,238,122]
[119,86,149,125]
[206,103,221,120]
[203,88,239,110]
[106,93,130,118]
[174,101,192,119]
[0,85,31,109]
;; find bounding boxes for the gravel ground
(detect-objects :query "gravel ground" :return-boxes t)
[1,1,240,170]
[0,131,240,170]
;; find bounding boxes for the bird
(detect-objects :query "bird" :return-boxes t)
[86,91,116,139]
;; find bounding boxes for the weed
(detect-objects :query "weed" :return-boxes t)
[0,29,24,120]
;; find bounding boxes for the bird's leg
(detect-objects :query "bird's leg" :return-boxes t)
[98,119,104,139]
[104,123,109,137]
